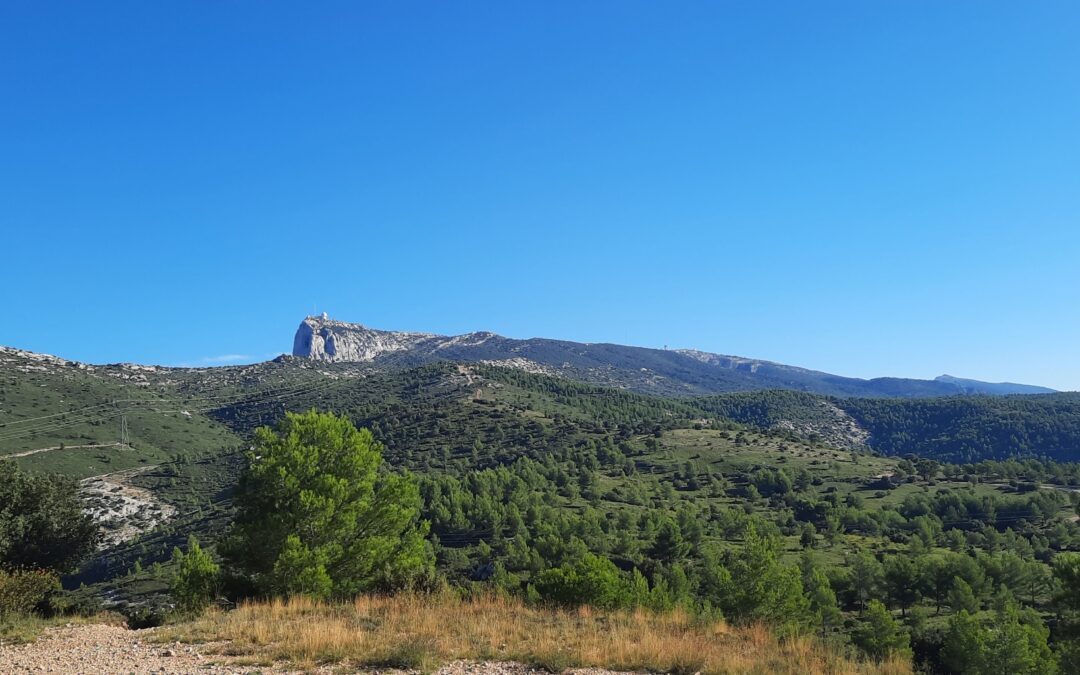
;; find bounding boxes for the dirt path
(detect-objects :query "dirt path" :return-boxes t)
[456,364,477,385]
[1,442,122,459]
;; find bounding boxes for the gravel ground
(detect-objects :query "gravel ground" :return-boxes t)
[0,624,235,674]
[0,625,637,675]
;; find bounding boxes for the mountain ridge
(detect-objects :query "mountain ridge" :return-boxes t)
[291,315,1057,398]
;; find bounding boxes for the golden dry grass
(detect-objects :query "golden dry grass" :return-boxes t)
[161,594,911,674]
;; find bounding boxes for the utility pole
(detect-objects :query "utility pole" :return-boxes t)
[120,414,129,448]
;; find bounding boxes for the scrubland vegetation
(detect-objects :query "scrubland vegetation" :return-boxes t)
[7,357,1080,672]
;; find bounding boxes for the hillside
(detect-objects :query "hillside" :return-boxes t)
[696,389,1080,462]
[291,315,1056,398]
[4,344,1080,672]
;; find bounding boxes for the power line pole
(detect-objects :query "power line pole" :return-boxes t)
[119,414,129,448]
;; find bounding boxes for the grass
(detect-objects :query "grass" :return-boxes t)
[160,594,911,674]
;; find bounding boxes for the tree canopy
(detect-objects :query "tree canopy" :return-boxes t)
[0,461,99,573]
[222,410,434,599]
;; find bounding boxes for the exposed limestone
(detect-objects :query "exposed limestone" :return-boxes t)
[292,315,435,362]
[479,358,560,377]
[80,466,177,549]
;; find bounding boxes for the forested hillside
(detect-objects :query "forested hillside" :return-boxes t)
[841,394,1080,462]
[697,389,1080,462]
[5,347,1080,671]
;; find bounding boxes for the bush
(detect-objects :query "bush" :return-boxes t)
[533,553,639,610]
[121,604,169,629]
[171,535,220,613]
[0,568,60,616]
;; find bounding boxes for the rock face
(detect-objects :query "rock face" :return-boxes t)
[292,315,435,362]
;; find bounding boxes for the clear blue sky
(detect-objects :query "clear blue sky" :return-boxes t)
[1,2,1078,389]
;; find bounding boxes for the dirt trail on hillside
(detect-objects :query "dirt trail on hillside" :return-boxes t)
[1,442,122,459]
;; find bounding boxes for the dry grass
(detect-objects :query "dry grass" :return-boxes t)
[160,594,911,674]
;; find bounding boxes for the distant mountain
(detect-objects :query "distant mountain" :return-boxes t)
[291,315,1056,398]
[933,374,1056,395]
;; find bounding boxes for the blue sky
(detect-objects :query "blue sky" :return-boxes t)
[1,2,1078,389]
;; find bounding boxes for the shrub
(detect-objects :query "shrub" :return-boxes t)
[533,553,639,609]
[171,535,220,613]
[0,568,60,616]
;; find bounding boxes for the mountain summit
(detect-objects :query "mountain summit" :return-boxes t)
[293,314,436,362]
[291,316,1055,398]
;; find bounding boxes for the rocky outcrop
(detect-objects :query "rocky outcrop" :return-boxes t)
[292,315,436,362]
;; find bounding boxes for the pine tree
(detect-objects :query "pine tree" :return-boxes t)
[849,551,884,614]
[943,605,1057,675]
[853,600,911,661]
[949,576,979,614]
[171,535,219,613]
[709,524,810,630]
[884,555,920,616]
[222,410,434,599]
[806,567,842,636]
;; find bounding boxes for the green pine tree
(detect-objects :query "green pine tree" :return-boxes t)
[171,535,219,613]
[853,600,911,661]
[222,410,435,599]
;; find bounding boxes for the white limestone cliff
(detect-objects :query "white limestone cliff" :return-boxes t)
[292,316,436,362]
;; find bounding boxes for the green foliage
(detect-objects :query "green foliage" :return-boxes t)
[841,394,1080,463]
[942,606,1057,675]
[705,524,809,629]
[803,563,841,633]
[223,410,434,599]
[0,462,99,572]
[648,519,690,563]
[170,535,219,613]
[948,577,979,614]
[1054,552,1080,616]
[1054,553,1080,670]
[9,355,1080,673]
[697,388,1080,464]
[533,553,640,610]
[0,568,59,616]
[848,551,884,613]
[853,600,910,661]
[883,554,920,615]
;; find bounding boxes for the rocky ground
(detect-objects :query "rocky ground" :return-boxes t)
[80,466,177,548]
[0,624,635,675]
[0,624,232,674]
